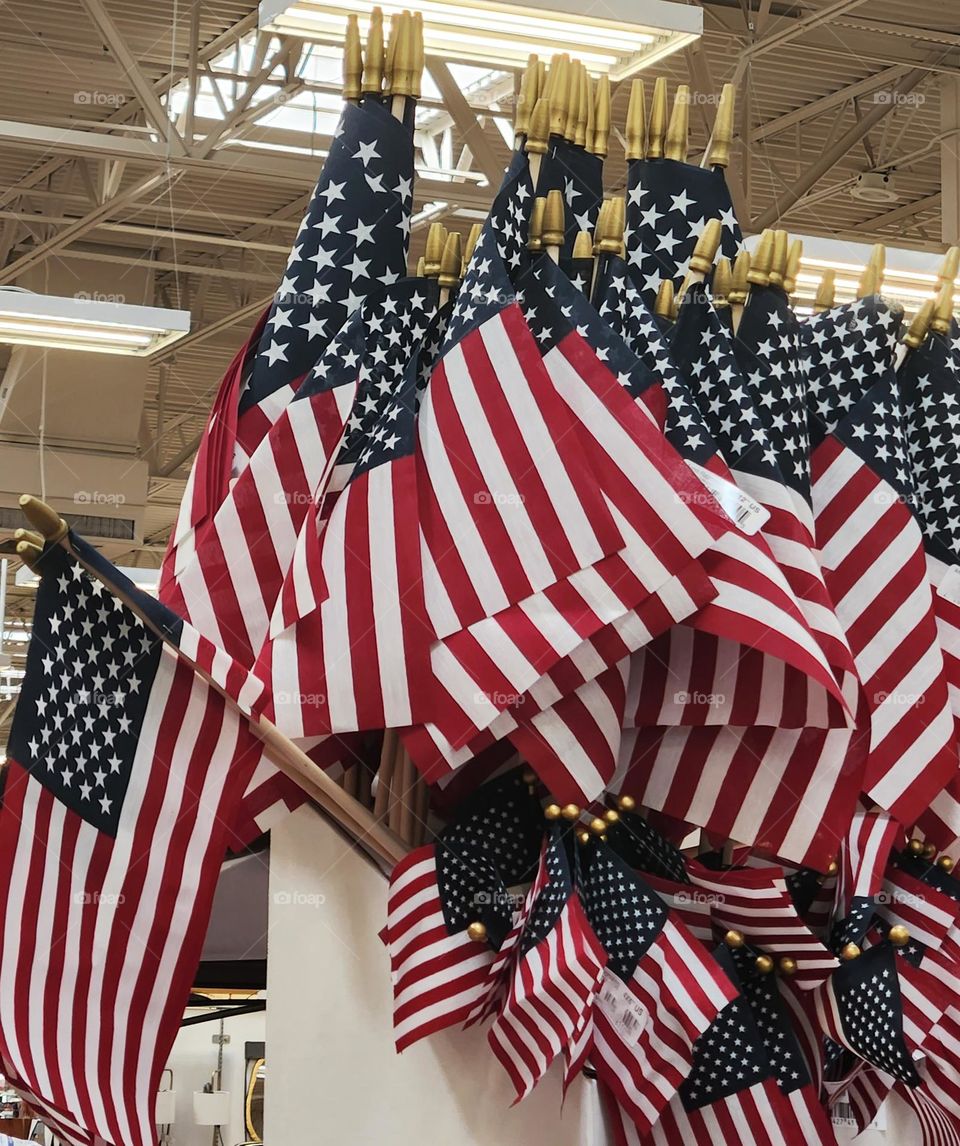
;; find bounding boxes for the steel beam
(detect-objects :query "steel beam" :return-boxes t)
[941,76,960,244]
[427,60,504,187]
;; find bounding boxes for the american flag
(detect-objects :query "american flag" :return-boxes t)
[488,828,606,1099]
[832,810,901,947]
[165,94,414,589]
[624,154,741,310]
[535,135,603,266]
[810,311,956,826]
[386,769,543,1052]
[899,320,960,850]
[578,845,737,1137]
[258,278,438,737]
[0,535,263,1146]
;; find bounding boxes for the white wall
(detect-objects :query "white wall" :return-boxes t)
[160,1008,265,1146]
[264,807,919,1146]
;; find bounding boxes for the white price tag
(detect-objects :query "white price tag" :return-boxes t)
[597,972,648,1045]
[687,461,771,536]
[938,564,960,607]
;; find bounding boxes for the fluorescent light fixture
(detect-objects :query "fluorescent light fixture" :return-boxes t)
[260,0,701,78]
[744,233,948,318]
[15,564,160,594]
[0,289,190,357]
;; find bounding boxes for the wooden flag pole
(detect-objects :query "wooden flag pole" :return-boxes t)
[18,495,408,871]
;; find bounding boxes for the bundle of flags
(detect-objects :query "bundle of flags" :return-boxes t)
[11,28,960,1146]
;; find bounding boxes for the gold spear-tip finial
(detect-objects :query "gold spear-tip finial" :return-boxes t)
[729,249,751,305]
[768,230,789,289]
[462,222,483,275]
[626,78,646,161]
[526,97,552,156]
[514,54,539,138]
[784,238,803,295]
[392,12,418,99]
[19,494,68,543]
[857,243,885,299]
[596,197,625,255]
[592,73,611,158]
[938,245,960,287]
[706,83,736,168]
[664,84,690,162]
[543,189,565,248]
[712,257,732,306]
[572,230,593,260]
[415,255,425,276]
[747,230,775,287]
[814,268,836,313]
[548,55,570,139]
[16,540,42,570]
[592,199,611,254]
[574,62,589,148]
[528,196,546,252]
[931,279,955,335]
[647,76,668,160]
[362,6,385,96]
[584,71,595,154]
[689,218,723,276]
[903,298,934,348]
[563,60,581,143]
[383,13,398,95]
[438,231,462,289]
[410,11,424,100]
[343,14,363,103]
[423,221,446,276]
[654,279,675,319]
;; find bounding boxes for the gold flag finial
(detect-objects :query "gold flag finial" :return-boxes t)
[584,71,595,153]
[593,73,611,158]
[706,83,736,168]
[362,7,385,96]
[548,55,569,139]
[515,54,539,139]
[528,196,546,252]
[626,79,646,161]
[689,218,723,276]
[592,199,611,255]
[563,60,581,143]
[813,268,836,313]
[647,77,668,160]
[526,97,552,155]
[768,229,789,288]
[438,231,463,289]
[596,197,625,255]
[415,255,425,276]
[390,12,414,99]
[654,279,675,319]
[572,230,593,260]
[938,245,960,286]
[712,258,732,306]
[19,494,68,543]
[543,189,566,248]
[729,249,751,304]
[784,239,803,295]
[574,63,589,148]
[904,297,934,348]
[423,222,446,276]
[931,280,955,334]
[747,230,775,286]
[664,85,690,162]
[343,14,363,103]
[384,13,399,95]
[857,243,885,299]
[462,222,483,275]
[411,12,424,100]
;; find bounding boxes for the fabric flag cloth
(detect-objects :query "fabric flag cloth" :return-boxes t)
[0,534,264,1146]
[609,275,859,868]
[624,150,742,310]
[164,95,414,591]
[577,844,737,1137]
[385,769,543,1052]
[809,297,955,825]
[899,318,960,850]
[534,133,604,267]
[488,827,606,1100]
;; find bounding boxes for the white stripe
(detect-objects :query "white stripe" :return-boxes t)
[367,466,412,726]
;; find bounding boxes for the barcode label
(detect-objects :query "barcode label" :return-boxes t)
[597,971,648,1045]
[831,1095,887,1132]
[687,461,771,536]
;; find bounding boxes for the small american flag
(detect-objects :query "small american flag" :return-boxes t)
[0,535,263,1146]
[534,135,604,265]
[625,154,742,309]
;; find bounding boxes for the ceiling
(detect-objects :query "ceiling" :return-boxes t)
[0,0,956,736]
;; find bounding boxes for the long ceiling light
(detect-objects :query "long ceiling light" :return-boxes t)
[0,289,191,357]
[259,0,701,78]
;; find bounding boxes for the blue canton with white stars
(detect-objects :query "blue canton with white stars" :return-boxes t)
[830,372,918,504]
[9,543,165,838]
[242,98,413,409]
[520,826,575,956]
[580,843,668,978]
[625,160,742,309]
[534,138,603,266]
[800,297,903,447]
[900,320,960,560]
